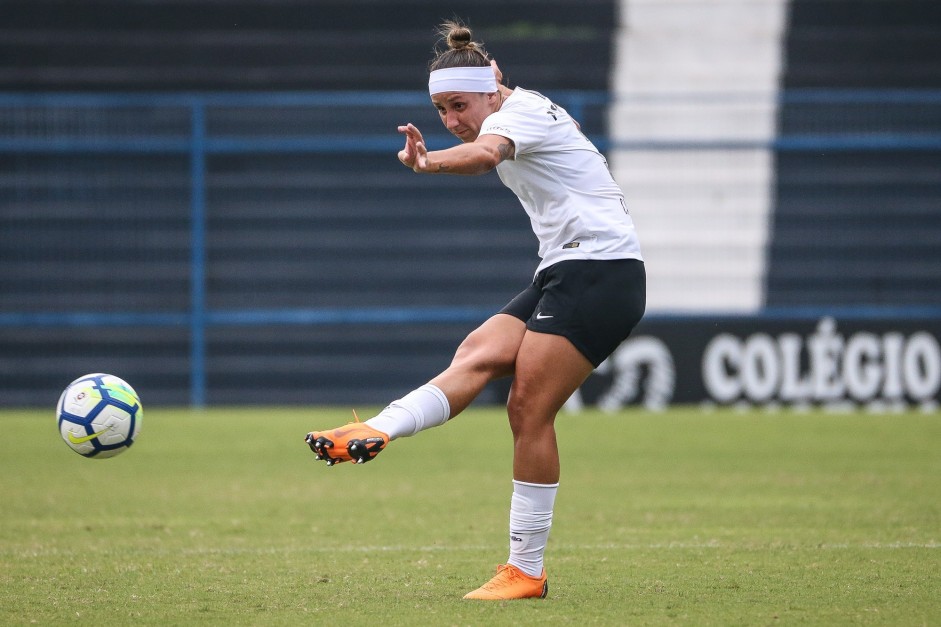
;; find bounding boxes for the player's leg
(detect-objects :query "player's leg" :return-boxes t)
[507,330,595,484]
[305,313,526,465]
[465,260,645,599]
[463,331,593,600]
[428,312,525,416]
[362,312,525,438]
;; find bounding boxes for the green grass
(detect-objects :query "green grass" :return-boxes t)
[1,406,939,625]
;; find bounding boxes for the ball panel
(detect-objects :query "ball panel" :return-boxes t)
[99,375,140,406]
[59,420,97,456]
[59,382,105,420]
[90,406,133,445]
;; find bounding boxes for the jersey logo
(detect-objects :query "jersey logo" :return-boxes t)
[562,241,580,249]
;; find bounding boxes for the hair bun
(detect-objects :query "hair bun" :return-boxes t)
[429,20,491,72]
[446,24,473,50]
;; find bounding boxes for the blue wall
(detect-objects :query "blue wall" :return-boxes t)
[2,0,940,407]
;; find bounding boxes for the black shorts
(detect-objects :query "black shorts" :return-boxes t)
[499,259,646,367]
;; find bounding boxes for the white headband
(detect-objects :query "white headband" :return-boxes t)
[428,66,498,96]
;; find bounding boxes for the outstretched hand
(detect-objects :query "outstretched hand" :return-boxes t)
[397,123,430,172]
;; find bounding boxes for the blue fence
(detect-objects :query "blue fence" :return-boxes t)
[2,90,940,406]
[0,91,610,405]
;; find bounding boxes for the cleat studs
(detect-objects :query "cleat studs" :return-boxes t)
[308,427,387,467]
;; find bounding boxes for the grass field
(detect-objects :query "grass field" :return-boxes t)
[1,405,939,625]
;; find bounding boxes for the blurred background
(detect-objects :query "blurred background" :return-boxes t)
[1,0,939,410]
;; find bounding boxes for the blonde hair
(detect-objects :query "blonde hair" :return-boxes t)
[428,20,491,72]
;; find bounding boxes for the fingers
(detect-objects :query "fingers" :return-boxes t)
[398,123,423,139]
[413,140,429,172]
[398,123,418,166]
[398,123,428,170]
[490,59,503,84]
[398,138,414,164]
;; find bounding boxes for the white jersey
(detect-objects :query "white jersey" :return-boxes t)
[479,88,643,273]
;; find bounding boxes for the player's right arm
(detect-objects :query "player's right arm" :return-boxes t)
[398,123,513,175]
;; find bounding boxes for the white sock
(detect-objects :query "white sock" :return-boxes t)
[507,480,558,578]
[364,384,451,440]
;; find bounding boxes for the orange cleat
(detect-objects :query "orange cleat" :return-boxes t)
[463,564,548,600]
[304,411,389,466]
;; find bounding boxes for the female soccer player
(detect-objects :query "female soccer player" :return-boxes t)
[306,21,645,600]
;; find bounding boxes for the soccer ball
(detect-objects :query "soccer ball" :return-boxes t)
[56,373,142,458]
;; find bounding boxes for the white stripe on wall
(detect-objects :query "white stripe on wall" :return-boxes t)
[609,0,789,312]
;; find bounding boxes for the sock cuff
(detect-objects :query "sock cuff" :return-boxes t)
[512,480,559,515]
[366,383,451,439]
[513,480,560,490]
[418,383,451,420]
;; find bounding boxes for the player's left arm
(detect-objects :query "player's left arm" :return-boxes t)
[400,126,514,175]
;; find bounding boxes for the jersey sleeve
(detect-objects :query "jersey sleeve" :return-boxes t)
[479,103,549,155]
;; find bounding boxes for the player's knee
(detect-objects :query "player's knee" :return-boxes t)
[506,391,555,439]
